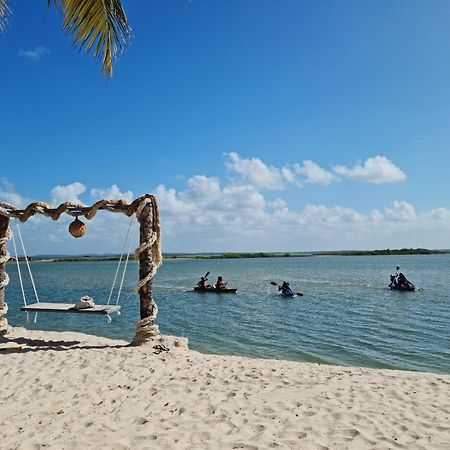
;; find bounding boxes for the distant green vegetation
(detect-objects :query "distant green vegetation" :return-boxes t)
[315,248,450,256]
[50,257,124,262]
[165,248,450,258]
[166,252,312,260]
[9,248,449,264]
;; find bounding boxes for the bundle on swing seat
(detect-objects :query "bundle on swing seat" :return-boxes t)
[73,295,96,310]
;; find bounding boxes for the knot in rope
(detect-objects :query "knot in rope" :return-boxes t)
[0,226,11,267]
[132,315,160,346]
[0,302,8,316]
[0,225,11,318]
[0,272,10,291]
[0,202,17,219]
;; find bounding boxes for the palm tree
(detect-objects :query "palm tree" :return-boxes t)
[0,0,131,77]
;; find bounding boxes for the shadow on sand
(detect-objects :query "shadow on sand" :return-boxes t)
[0,334,130,353]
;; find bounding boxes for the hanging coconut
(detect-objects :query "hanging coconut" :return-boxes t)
[69,217,86,238]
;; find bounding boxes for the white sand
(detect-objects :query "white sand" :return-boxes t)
[1,328,449,450]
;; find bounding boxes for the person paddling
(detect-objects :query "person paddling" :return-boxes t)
[270,281,303,296]
[197,272,211,289]
[397,272,414,289]
[390,265,400,287]
[215,276,227,289]
[388,266,416,290]
[279,281,293,294]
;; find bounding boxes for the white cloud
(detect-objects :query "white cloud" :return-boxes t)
[157,175,267,225]
[19,46,50,62]
[51,182,86,205]
[182,176,222,205]
[295,160,337,185]
[91,185,134,201]
[1,155,447,255]
[383,201,416,222]
[155,185,198,217]
[154,166,450,251]
[224,152,288,190]
[224,152,405,188]
[280,167,297,184]
[269,198,288,210]
[333,156,406,184]
[0,178,27,207]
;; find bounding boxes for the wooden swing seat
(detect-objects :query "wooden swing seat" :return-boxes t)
[21,303,121,315]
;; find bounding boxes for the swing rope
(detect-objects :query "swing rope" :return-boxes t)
[107,216,135,306]
[11,221,40,308]
[10,225,27,308]
[11,222,40,323]
[115,218,137,306]
[15,222,40,304]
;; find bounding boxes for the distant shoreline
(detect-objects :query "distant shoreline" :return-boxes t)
[8,248,450,263]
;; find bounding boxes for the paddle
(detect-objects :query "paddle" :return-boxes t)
[196,271,211,289]
[270,281,303,296]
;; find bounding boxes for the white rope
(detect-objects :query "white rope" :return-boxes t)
[0,270,9,290]
[107,217,134,306]
[0,227,11,265]
[15,222,40,303]
[116,218,137,306]
[134,231,158,293]
[10,226,27,307]
[0,302,7,316]
[0,206,14,219]
[0,226,11,319]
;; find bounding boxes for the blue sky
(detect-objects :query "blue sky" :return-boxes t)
[1,0,450,254]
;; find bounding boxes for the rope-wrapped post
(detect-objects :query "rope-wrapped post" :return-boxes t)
[0,215,12,335]
[131,196,162,346]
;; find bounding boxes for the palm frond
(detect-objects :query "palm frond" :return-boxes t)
[0,0,11,32]
[49,0,131,77]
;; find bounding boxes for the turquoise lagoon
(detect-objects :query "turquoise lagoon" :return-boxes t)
[4,255,450,374]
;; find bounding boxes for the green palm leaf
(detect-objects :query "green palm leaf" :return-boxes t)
[0,0,11,32]
[49,0,131,77]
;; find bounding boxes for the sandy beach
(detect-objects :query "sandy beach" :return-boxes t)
[0,328,449,450]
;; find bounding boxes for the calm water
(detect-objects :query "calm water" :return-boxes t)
[4,255,450,374]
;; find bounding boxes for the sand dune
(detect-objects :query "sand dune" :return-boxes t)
[1,328,449,449]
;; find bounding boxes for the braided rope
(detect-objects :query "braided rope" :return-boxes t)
[0,272,9,291]
[0,226,11,265]
[0,226,11,293]
[0,224,11,326]
[133,316,160,344]
[0,302,8,316]
[134,197,162,294]
[0,196,150,222]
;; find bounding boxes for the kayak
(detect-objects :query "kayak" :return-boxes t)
[194,287,237,293]
[280,291,296,297]
[388,284,417,292]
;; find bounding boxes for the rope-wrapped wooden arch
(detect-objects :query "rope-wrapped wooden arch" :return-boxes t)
[0,194,162,345]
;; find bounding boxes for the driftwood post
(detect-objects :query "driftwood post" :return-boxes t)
[0,215,11,335]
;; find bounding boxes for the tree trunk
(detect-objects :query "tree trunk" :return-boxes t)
[0,215,11,334]
[132,201,160,345]
[139,202,156,320]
